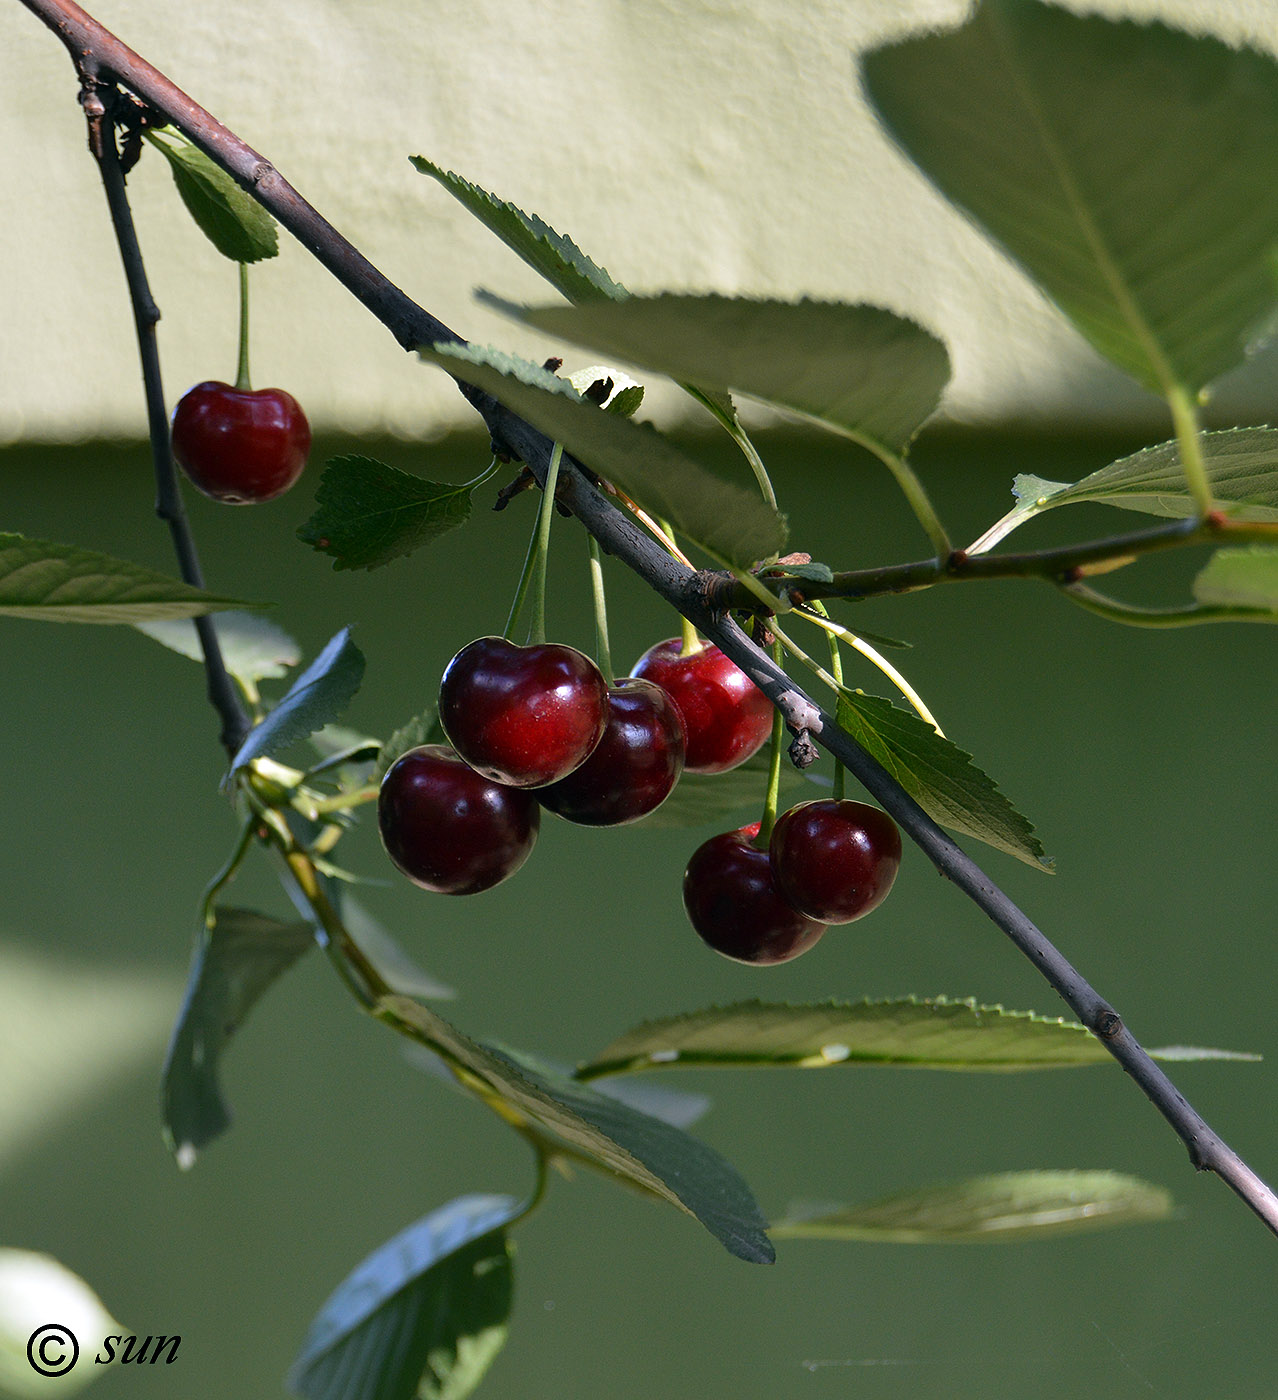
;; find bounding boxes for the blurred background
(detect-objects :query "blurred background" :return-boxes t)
[3,0,1278,1396]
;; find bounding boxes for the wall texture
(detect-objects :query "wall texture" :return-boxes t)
[4,0,1278,442]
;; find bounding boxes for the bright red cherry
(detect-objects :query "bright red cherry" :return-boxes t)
[682,823,826,965]
[631,638,772,774]
[438,637,609,788]
[538,678,686,826]
[377,744,539,895]
[769,799,902,924]
[171,380,311,503]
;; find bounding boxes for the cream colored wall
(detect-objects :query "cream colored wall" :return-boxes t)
[3,0,1277,443]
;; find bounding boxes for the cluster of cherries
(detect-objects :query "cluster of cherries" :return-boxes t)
[377,633,902,965]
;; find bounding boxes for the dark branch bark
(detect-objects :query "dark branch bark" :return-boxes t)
[19,0,1278,1238]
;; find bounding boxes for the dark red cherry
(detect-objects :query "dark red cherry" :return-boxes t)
[377,744,539,895]
[631,638,772,774]
[538,678,686,826]
[682,823,826,965]
[769,799,902,924]
[171,380,311,503]
[438,637,608,788]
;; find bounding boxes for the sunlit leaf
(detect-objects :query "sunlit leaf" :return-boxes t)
[135,610,301,686]
[419,343,787,567]
[288,1193,518,1400]
[579,996,1257,1078]
[162,906,315,1165]
[0,1251,122,1397]
[379,995,774,1264]
[0,533,248,623]
[411,158,626,303]
[230,628,365,773]
[1193,546,1278,611]
[298,456,476,571]
[146,130,279,263]
[771,1170,1173,1243]
[837,691,1052,870]
[863,0,1278,394]
[487,293,950,455]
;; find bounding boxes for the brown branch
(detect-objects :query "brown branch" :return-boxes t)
[19,0,1278,1240]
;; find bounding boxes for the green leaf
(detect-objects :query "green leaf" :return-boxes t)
[146,130,279,263]
[344,899,455,1001]
[578,996,1256,1078]
[298,456,476,571]
[837,690,1052,870]
[1194,546,1278,610]
[636,748,818,831]
[419,343,787,567]
[231,628,366,773]
[288,1193,518,1400]
[379,994,774,1264]
[0,533,250,623]
[862,0,1278,395]
[771,1170,1173,1243]
[485,293,950,456]
[135,610,301,686]
[161,906,314,1165]
[411,158,627,304]
[376,708,447,782]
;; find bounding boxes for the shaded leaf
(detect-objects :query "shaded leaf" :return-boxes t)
[636,748,818,831]
[579,996,1256,1078]
[837,690,1052,870]
[146,131,279,263]
[487,293,950,456]
[0,533,249,623]
[345,899,455,1001]
[771,1170,1173,1243]
[862,0,1278,395]
[378,995,773,1264]
[162,906,314,1165]
[288,1193,518,1400]
[1193,546,1278,610]
[420,343,787,567]
[135,610,301,686]
[298,456,475,571]
[230,628,365,773]
[376,708,447,782]
[411,158,626,303]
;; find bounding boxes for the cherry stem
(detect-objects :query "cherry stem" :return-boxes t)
[814,603,848,802]
[502,442,563,643]
[234,260,252,390]
[587,535,614,686]
[755,639,787,847]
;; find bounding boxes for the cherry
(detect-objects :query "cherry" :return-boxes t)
[438,637,609,788]
[377,744,539,895]
[171,380,311,504]
[769,799,902,924]
[538,678,686,826]
[682,823,826,965]
[631,638,772,773]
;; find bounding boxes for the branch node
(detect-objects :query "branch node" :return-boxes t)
[787,729,820,769]
[1093,1009,1123,1040]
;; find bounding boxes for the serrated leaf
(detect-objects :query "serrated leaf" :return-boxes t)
[420,342,787,567]
[862,1,1278,396]
[345,899,454,1001]
[838,690,1052,870]
[1193,546,1278,612]
[161,906,314,1164]
[412,158,626,304]
[0,533,250,623]
[230,628,365,773]
[579,996,1255,1078]
[288,1193,518,1400]
[376,708,447,782]
[146,131,279,264]
[298,456,475,571]
[485,293,949,457]
[135,610,301,685]
[771,1170,1173,1243]
[635,748,818,831]
[378,994,773,1264]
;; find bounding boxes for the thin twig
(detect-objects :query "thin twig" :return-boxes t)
[21,0,1278,1240]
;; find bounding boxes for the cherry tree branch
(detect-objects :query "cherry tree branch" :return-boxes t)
[19,0,1278,1239]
